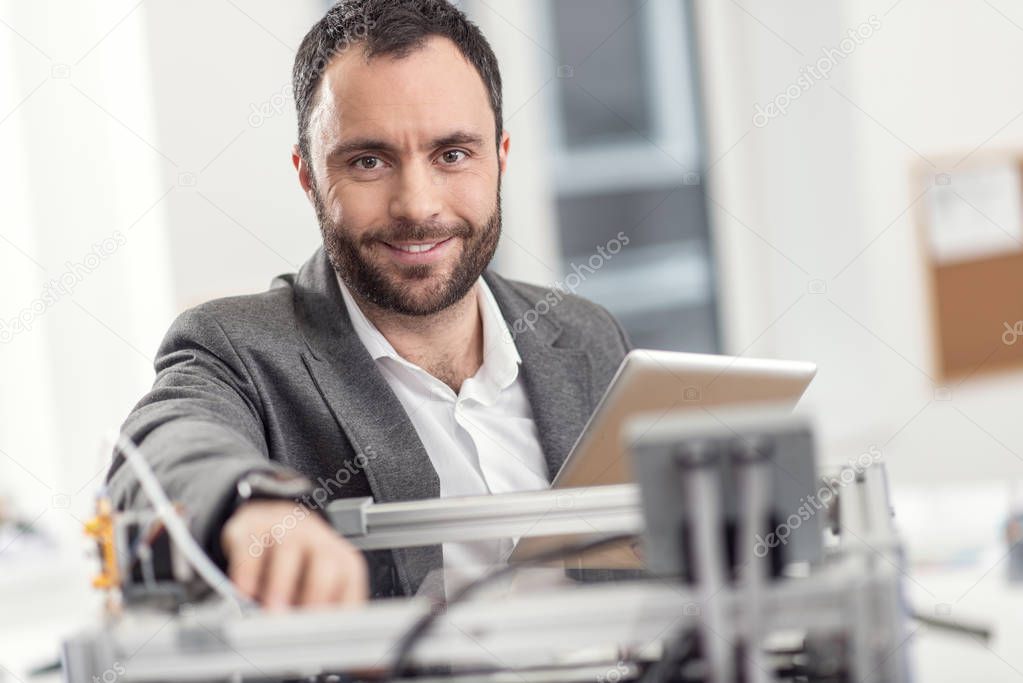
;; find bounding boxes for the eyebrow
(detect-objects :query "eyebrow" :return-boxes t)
[327,130,486,160]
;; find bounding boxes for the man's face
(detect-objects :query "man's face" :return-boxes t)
[300,35,508,316]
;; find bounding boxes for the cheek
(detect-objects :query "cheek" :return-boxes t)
[327,180,385,231]
[446,171,497,222]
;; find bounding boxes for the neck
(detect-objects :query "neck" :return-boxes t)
[352,283,484,392]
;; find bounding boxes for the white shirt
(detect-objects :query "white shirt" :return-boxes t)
[335,275,550,585]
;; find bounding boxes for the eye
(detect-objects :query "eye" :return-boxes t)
[439,149,468,165]
[353,156,383,170]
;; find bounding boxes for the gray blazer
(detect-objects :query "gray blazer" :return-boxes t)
[107,247,631,597]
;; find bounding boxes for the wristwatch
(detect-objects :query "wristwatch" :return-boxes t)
[235,470,316,505]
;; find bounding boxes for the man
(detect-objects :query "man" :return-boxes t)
[107,0,631,608]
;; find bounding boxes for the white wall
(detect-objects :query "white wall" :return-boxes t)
[0,1,326,676]
[696,0,1023,487]
[0,0,178,546]
[141,0,326,308]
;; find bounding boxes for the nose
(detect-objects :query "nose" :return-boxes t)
[389,161,443,225]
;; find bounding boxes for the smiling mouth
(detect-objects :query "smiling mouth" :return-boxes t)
[390,242,440,253]
[382,237,452,254]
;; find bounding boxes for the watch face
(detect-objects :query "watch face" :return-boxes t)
[239,472,313,501]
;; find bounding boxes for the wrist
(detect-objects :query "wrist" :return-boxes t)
[235,470,315,504]
[233,470,331,525]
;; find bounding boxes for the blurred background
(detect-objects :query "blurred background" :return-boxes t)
[2,0,1023,680]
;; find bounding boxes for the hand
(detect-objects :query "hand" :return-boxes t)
[220,499,368,609]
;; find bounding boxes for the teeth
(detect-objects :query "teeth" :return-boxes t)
[394,242,438,253]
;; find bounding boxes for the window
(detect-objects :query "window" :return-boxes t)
[543,0,719,352]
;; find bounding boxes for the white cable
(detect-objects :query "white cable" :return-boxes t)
[108,430,255,613]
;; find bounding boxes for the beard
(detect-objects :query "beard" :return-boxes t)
[313,182,502,316]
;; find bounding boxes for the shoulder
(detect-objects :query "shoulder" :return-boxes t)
[161,277,300,356]
[486,272,631,353]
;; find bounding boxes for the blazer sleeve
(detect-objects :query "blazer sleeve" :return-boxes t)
[105,305,298,565]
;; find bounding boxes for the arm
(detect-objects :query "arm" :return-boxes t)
[106,306,366,607]
[106,306,286,560]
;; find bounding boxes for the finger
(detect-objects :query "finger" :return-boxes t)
[227,540,265,600]
[261,541,306,610]
[325,572,347,605]
[229,543,263,597]
[339,549,369,605]
[299,553,341,607]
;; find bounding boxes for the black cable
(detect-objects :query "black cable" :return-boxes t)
[26,659,62,677]
[383,533,639,681]
[911,609,992,642]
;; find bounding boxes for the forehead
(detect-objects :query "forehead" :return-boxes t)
[312,35,494,148]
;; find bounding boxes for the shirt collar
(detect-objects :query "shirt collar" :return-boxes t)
[477,274,521,390]
[335,273,521,392]
[335,274,398,363]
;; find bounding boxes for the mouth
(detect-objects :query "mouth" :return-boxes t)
[380,236,455,264]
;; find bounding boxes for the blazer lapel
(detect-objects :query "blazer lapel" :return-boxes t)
[292,249,441,596]
[484,272,594,480]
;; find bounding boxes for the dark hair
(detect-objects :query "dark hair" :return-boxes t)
[292,0,503,165]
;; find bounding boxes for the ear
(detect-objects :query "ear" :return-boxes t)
[292,144,317,204]
[497,129,510,176]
